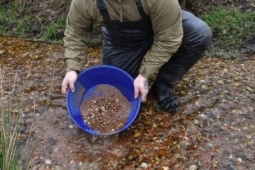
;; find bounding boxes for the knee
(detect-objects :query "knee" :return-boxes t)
[197,23,213,50]
[182,11,213,50]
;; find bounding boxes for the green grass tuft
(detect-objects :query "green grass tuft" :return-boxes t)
[202,6,255,55]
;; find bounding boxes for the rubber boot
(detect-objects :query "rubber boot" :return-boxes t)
[151,63,187,113]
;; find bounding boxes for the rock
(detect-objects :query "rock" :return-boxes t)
[189,164,197,170]
[237,158,242,162]
[162,166,169,170]
[140,162,148,168]
[133,132,141,138]
[158,149,166,157]
[54,165,61,170]
[127,149,140,161]
[45,159,52,165]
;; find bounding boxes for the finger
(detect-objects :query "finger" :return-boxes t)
[134,85,139,99]
[141,90,148,102]
[61,79,68,94]
[141,93,146,102]
[141,90,145,102]
[62,84,68,94]
[69,81,75,93]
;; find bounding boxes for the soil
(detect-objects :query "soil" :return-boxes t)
[0,36,255,170]
[80,84,131,134]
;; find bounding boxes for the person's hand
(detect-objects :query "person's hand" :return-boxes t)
[61,71,78,94]
[134,74,149,102]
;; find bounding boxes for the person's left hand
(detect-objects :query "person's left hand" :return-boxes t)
[134,74,149,102]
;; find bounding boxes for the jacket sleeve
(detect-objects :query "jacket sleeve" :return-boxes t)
[139,0,183,79]
[63,0,100,72]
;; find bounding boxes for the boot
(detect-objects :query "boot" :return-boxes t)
[151,81,179,113]
[150,62,188,113]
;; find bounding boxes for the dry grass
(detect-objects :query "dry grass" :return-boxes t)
[0,68,21,170]
[0,66,43,170]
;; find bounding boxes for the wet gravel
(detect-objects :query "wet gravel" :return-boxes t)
[80,84,131,134]
[0,36,254,170]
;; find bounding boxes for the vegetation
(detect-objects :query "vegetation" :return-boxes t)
[202,6,255,58]
[0,1,68,42]
[0,71,21,170]
[0,99,20,170]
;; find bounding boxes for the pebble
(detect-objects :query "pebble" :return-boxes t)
[189,165,197,170]
[237,158,242,162]
[229,154,233,159]
[54,165,61,170]
[140,162,148,168]
[45,159,52,165]
[194,119,199,124]
[69,125,73,128]
[133,131,141,138]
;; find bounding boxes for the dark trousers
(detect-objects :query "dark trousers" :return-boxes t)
[153,10,213,90]
[102,10,212,89]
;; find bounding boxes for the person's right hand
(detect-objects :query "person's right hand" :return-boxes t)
[61,71,78,94]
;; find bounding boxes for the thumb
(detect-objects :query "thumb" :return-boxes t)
[134,85,139,99]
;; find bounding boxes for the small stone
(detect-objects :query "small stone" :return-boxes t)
[45,159,52,165]
[237,158,242,162]
[201,85,207,89]
[194,119,199,124]
[54,165,61,170]
[140,162,148,168]
[189,165,197,170]
[133,132,141,138]
[127,149,140,161]
[162,166,169,170]
[229,154,233,159]
[158,149,165,156]
[143,120,152,126]
[217,80,224,84]
[69,125,73,128]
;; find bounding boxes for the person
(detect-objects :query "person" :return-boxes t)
[61,0,212,113]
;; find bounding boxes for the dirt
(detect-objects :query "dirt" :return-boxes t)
[80,84,131,134]
[0,36,255,170]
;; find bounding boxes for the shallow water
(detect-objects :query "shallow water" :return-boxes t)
[0,36,254,169]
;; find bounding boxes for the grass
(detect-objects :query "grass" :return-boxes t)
[201,6,255,57]
[0,3,66,42]
[0,4,31,37]
[0,66,55,169]
[0,70,21,170]
[40,13,66,42]
[0,102,20,170]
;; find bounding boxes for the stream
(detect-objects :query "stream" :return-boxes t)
[0,36,254,170]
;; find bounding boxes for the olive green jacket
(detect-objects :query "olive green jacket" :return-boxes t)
[64,0,183,79]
